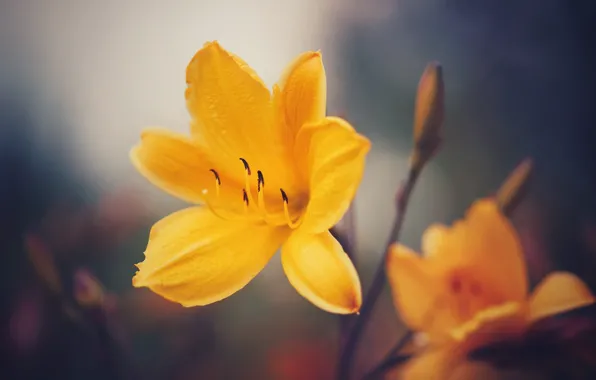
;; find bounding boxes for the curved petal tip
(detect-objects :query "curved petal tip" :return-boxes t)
[281,231,362,314]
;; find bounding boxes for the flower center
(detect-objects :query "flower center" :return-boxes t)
[203,158,303,229]
[445,269,502,324]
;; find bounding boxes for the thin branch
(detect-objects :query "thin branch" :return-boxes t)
[361,331,413,380]
[336,167,421,380]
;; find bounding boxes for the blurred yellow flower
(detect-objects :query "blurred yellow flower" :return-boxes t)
[130,41,369,314]
[386,199,595,379]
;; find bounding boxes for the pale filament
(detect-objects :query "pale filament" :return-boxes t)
[280,189,302,229]
[203,169,239,221]
[203,192,235,221]
[209,169,220,198]
[257,170,302,229]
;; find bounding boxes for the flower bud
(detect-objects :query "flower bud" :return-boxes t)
[496,158,533,215]
[410,61,444,172]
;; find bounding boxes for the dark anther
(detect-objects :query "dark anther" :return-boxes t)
[239,158,251,175]
[209,169,221,185]
[257,170,264,192]
[242,189,249,205]
[450,278,462,294]
[470,282,482,296]
[280,188,289,203]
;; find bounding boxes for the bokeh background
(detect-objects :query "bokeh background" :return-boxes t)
[1,0,595,379]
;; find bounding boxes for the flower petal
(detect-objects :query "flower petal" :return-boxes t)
[185,41,297,191]
[403,304,524,380]
[528,272,595,321]
[274,51,326,140]
[294,117,370,233]
[186,41,270,153]
[449,302,526,347]
[131,128,244,207]
[133,207,290,307]
[402,347,501,380]
[386,243,448,336]
[422,223,449,258]
[281,230,361,314]
[436,199,528,303]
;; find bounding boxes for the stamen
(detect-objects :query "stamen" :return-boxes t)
[204,168,242,221]
[243,189,249,213]
[280,188,302,229]
[239,158,251,175]
[209,169,221,184]
[257,170,265,211]
[209,169,221,198]
[206,163,302,227]
[254,170,276,224]
[239,158,256,208]
[204,198,236,220]
[257,170,264,192]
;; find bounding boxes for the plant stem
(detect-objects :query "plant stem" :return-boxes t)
[361,330,413,379]
[336,167,421,380]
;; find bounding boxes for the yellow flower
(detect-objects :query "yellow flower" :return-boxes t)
[386,199,595,379]
[130,41,369,314]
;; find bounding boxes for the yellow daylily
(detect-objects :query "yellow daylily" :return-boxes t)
[130,41,369,314]
[386,199,595,379]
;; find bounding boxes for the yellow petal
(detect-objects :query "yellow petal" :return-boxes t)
[528,272,595,321]
[386,243,451,336]
[185,41,297,192]
[294,117,370,233]
[400,347,501,380]
[436,199,528,303]
[281,230,361,314]
[133,207,290,307]
[400,304,524,380]
[130,128,247,210]
[275,51,326,140]
[421,223,449,258]
[448,302,526,347]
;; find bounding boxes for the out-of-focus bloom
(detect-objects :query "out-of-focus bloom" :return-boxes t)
[74,268,105,309]
[495,158,533,214]
[131,41,369,314]
[386,199,595,379]
[10,288,44,355]
[268,339,334,380]
[25,234,62,295]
